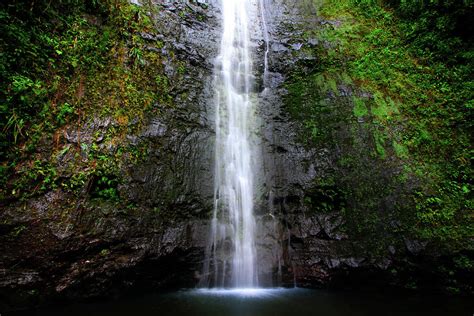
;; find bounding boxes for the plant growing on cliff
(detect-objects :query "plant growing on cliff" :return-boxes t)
[0,0,179,201]
[288,0,473,251]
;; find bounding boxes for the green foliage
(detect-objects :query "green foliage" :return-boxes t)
[9,160,58,198]
[0,0,158,150]
[304,184,347,214]
[414,181,473,244]
[129,46,145,67]
[56,103,75,126]
[10,225,26,238]
[91,173,119,201]
[0,0,177,201]
[0,0,103,157]
[453,255,474,271]
[353,97,368,117]
[392,140,408,159]
[62,172,89,193]
[387,0,473,62]
[289,0,473,251]
[100,249,111,256]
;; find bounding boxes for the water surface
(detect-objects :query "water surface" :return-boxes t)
[13,288,473,316]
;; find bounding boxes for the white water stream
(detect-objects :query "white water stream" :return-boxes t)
[201,0,265,288]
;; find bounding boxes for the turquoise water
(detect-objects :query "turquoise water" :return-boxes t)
[10,288,474,316]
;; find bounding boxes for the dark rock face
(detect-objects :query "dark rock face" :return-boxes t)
[252,0,473,294]
[0,1,219,311]
[124,1,219,211]
[252,0,348,287]
[0,190,211,307]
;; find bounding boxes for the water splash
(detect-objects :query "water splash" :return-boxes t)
[193,287,291,298]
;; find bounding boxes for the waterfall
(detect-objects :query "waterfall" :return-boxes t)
[201,0,260,288]
[259,0,270,89]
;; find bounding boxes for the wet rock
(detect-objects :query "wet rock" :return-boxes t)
[271,42,288,52]
[338,84,353,97]
[65,117,110,144]
[291,43,303,50]
[0,2,220,310]
[308,38,319,46]
[388,245,396,255]
[404,238,428,255]
[0,270,41,287]
[141,118,167,138]
[140,32,161,42]
[376,258,392,270]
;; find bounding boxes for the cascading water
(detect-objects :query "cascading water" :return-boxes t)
[259,0,270,89]
[201,0,260,288]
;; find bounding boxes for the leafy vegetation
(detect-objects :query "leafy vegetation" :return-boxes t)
[0,0,179,202]
[289,0,473,251]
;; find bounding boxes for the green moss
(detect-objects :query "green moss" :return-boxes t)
[288,0,473,253]
[100,249,111,256]
[373,130,386,159]
[453,255,474,270]
[1,0,181,201]
[328,77,338,94]
[353,97,368,117]
[10,225,26,238]
[392,140,408,159]
[371,92,392,120]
